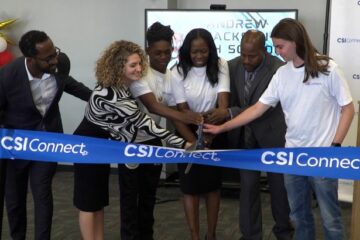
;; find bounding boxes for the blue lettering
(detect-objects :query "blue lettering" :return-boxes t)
[254,19,268,28]
[224,32,231,41]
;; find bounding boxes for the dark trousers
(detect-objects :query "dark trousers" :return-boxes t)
[118,163,162,240]
[239,170,293,240]
[5,160,57,240]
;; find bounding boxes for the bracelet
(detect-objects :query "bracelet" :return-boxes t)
[331,142,341,147]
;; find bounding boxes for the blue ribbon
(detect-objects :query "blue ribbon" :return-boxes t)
[1,129,360,180]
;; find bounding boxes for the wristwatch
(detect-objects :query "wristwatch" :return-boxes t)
[331,142,341,147]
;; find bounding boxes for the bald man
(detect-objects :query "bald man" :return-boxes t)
[227,30,293,240]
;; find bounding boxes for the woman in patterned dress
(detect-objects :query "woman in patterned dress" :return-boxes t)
[73,40,191,240]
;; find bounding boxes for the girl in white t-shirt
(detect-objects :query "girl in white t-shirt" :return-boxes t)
[171,28,230,240]
[128,22,202,240]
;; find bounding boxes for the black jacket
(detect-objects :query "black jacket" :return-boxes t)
[227,53,286,148]
[0,57,91,132]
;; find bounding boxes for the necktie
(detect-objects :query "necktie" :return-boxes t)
[244,72,253,104]
[244,72,256,148]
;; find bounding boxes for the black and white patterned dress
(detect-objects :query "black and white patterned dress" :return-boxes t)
[83,85,185,146]
[73,85,185,211]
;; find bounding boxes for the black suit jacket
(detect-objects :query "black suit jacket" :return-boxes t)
[0,56,91,132]
[227,53,286,148]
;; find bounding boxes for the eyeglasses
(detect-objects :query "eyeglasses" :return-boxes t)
[35,47,61,64]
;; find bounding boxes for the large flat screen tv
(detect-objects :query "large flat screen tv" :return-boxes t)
[145,9,298,68]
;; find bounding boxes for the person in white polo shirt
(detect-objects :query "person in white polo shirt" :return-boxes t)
[204,18,354,240]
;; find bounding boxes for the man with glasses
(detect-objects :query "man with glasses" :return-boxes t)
[0,30,91,240]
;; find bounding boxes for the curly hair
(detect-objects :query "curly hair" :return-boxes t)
[146,21,174,47]
[95,40,148,88]
[19,30,49,57]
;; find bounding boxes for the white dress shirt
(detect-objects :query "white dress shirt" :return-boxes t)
[25,59,58,116]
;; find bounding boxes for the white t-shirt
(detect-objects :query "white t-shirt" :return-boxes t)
[130,67,175,124]
[259,60,352,147]
[170,58,230,112]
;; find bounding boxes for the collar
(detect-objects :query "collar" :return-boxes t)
[25,58,51,81]
[150,67,167,78]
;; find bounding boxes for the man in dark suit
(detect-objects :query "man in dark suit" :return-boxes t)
[227,30,293,240]
[0,30,91,240]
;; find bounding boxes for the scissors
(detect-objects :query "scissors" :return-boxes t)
[184,124,205,174]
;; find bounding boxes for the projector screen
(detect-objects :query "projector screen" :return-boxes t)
[145,9,298,68]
